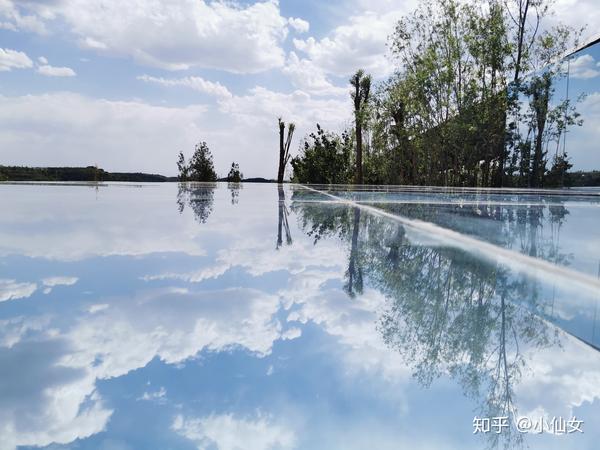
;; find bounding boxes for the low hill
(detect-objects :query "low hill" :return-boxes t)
[0,166,174,182]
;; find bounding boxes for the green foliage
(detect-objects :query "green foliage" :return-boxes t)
[368,0,583,188]
[290,124,354,184]
[567,170,600,187]
[227,162,243,182]
[545,152,573,187]
[177,151,189,181]
[184,141,217,182]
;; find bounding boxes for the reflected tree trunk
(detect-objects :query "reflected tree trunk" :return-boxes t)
[345,207,363,296]
[277,185,292,249]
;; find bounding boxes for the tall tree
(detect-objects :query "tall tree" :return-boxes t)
[227,161,243,182]
[277,118,295,183]
[176,151,189,181]
[188,141,217,182]
[350,70,371,184]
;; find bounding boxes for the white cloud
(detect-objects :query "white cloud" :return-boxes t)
[549,0,600,44]
[218,86,349,132]
[0,0,48,34]
[0,47,33,71]
[137,74,232,99]
[283,52,347,96]
[137,386,167,403]
[42,276,78,287]
[88,304,109,314]
[4,0,290,73]
[0,182,214,262]
[516,330,600,421]
[172,413,297,450]
[0,333,112,450]
[0,279,36,302]
[38,56,48,64]
[566,91,600,168]
[0,89,350,178]
[62,287,285,379]
[568,54,600,79]
[37,64,76,77]
[288,17,309,33]
[41,276,78,294]
[0,92,209,176]
[293,10,402,78]
[80,36,107,50]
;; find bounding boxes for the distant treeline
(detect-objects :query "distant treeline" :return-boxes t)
[0,166,174,182]
[0,165,279,183]
[567,170,600,187]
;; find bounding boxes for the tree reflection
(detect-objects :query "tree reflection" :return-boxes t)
[292,196,568,449]
[277,185,292,249]
[176,183,216,223]
[345,207,363,297]
[228,182,242,205]
[379,197,573,268]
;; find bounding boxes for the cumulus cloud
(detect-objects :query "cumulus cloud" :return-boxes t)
[0,92,209,176]
[0,281,290,449]
[0,179,213,261]
[288,17,309,33]
[137,74,232,99]
[172,413,297,450]
[0,338,112,450]
[0,1,48,34]
[0,279,37,302]
[516,330,600,421]
[41,276,78,294]
[282,52,347,96]
[568,54,600,79]
[0,88,349,178]
[0,47,33,71]
[548,0,600,43]
[293,11,402,78]
[3,0,290,73]
[37,64,76,77]
[218,86,349,131]
[566,91,600,168]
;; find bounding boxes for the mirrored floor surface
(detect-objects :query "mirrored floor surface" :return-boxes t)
[0,182,599,450]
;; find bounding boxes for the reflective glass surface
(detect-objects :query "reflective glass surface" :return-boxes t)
[0,182,599,450]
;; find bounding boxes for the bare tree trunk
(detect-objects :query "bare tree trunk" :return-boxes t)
[278,119,285,184]
[355,117,363,184]
[531,79,550,188]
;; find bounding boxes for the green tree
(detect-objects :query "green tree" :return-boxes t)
[188,142,217,182]
[176,151,189,181]
[378,0,582,188]
[290,124,354,184]
[227,162,243,182]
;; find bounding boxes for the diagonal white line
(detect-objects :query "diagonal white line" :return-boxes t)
[299,185,600,297]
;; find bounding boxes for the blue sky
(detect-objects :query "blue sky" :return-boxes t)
[0,0,599,178]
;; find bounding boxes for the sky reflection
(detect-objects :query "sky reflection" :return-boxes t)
[0,182,599,450]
